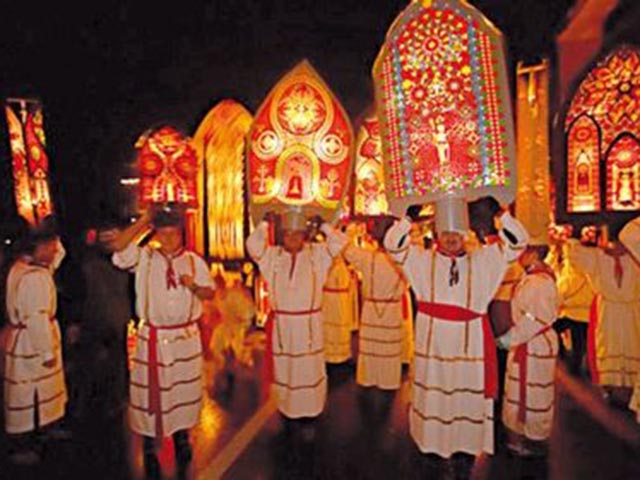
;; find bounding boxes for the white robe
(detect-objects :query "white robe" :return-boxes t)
[343,246,406,390]
[568,240,640,388]
[503,270,559,441]
[247,222,347,418]
[617,217,640,420]
[113,244,213,438]
[322,255,356,364]
[4,258,67,434]
[384,213,528,457]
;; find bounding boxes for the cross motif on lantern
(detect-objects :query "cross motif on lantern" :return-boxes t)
[254,164,270,194]
[324,169,340,198]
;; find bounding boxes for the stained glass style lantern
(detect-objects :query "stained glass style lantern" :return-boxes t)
[565,44,640,212]
[373,0,516,215]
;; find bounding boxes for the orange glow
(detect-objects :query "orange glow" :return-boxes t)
[192,100,253,259]
[516,60,552,241]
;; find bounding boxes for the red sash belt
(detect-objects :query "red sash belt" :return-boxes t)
[513,325,553,423]
[323,286,349,293]
[587,295,601,384]
[146,319,198,438]
[417,301,497,399]
[263,307,321,397]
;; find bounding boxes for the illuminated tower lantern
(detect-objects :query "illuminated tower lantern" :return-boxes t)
[354,112,389,216]
[5,99,54,225]
[192,100,253,259]
[373,0,516,213]
[247,60,354,224]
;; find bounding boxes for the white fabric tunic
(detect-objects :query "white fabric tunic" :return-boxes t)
[384,213,528,458]
[4,259,67,434]
[503,270,559,441]
[568,240,640,388]
[113,244,213,438]
[247,222,347,418]
[343,246,407,390]
[322,255,356,364]
[620,217,640,420]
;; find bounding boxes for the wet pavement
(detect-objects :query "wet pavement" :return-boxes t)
[2,337,640,480]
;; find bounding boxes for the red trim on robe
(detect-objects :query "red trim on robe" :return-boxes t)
[513,325,552,423]
[146,319,199,438]
[416,301,497,399]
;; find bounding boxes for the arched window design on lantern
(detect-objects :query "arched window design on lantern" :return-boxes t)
[565,114,601,212]
[565,44,640,213]
[606,134,640,211]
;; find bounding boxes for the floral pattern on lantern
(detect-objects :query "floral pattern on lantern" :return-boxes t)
[247,60,354,223]
[136,126,198,208]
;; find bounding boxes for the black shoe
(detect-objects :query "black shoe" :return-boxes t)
[144,453,161,480]
[176,442,193,467]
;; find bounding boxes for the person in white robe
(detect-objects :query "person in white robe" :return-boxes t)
[4,224,67,465]
[384,196,528,476]
[322,254,356,364]
[497,239,559,456]
[567,234,640,401]
[112,207,214,478]
[343,217,407,390]
[246,210,347,427]
[618,216,640,420]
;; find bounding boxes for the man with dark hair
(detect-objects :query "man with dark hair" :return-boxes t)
[112,206,214,478]
[4,222,68,465]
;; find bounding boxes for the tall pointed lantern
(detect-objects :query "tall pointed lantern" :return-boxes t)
[192,100,253,258]
[373,0,516,214]
[247,60,354,224]
[354,111,389,216]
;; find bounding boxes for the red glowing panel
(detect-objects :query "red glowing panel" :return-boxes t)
[566,114,601,213]
[373,0,516,214]
[136,126,198,207]
[247,60,354,223]
[606,135,640,211]
[354,113,388,216]
[5,103,53,225]
[565,45,640,153]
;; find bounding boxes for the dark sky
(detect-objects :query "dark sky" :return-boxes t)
[0,0,575,232]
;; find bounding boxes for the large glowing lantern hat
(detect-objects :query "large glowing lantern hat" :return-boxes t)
[247,60,355,226]
[373,0,516,224]
[135,125,199,209]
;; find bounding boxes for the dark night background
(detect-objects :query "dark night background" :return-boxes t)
[1,0,625,237]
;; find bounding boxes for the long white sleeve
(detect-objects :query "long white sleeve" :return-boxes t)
[112,241,141,271]
[498,212,529,262]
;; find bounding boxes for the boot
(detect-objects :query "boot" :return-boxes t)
[143,436,161,480]
[174,430,193,468]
